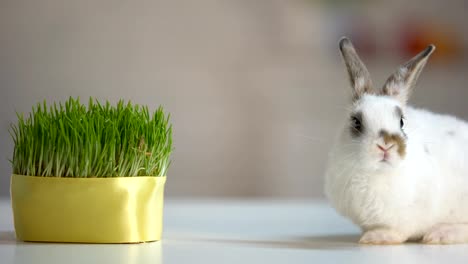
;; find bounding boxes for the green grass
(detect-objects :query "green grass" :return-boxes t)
[10,97,172,177]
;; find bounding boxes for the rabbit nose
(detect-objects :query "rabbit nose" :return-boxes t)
[377,144,394,152]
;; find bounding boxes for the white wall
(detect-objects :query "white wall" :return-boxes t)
[1,0,467,197]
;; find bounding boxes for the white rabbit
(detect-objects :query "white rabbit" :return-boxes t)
[325,37,468,244]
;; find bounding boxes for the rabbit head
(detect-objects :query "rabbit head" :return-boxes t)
[338,37,435,172]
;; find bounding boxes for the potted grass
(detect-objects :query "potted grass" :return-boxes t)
[9,97,172,243]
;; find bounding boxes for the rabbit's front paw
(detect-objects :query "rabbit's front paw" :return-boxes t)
[359,229,406,245]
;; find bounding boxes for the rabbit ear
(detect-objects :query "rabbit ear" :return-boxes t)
[339,37,374,101]
[382,45,435,104]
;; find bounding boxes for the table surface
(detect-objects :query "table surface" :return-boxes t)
[1,199,467,264]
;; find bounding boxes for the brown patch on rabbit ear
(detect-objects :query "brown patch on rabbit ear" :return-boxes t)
[380,130,407,158]
[351,79,374,102]
[339,37,374,101]
[382,45,435,104]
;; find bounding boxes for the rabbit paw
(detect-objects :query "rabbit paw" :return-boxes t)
[359,229,406,245]
[422,224,468,244]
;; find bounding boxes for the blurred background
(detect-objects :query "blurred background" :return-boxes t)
[1,0,467,198]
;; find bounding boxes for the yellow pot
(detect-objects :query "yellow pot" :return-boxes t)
[10,174,166,243]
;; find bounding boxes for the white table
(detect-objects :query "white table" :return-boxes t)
[1,199,467,264]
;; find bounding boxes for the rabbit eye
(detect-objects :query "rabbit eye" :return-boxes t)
[350,112,363,137]
[400,116,405,128]
[352,117,361,129]
[350,115,362,133]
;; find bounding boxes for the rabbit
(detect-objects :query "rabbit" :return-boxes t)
[324,37,468,245]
